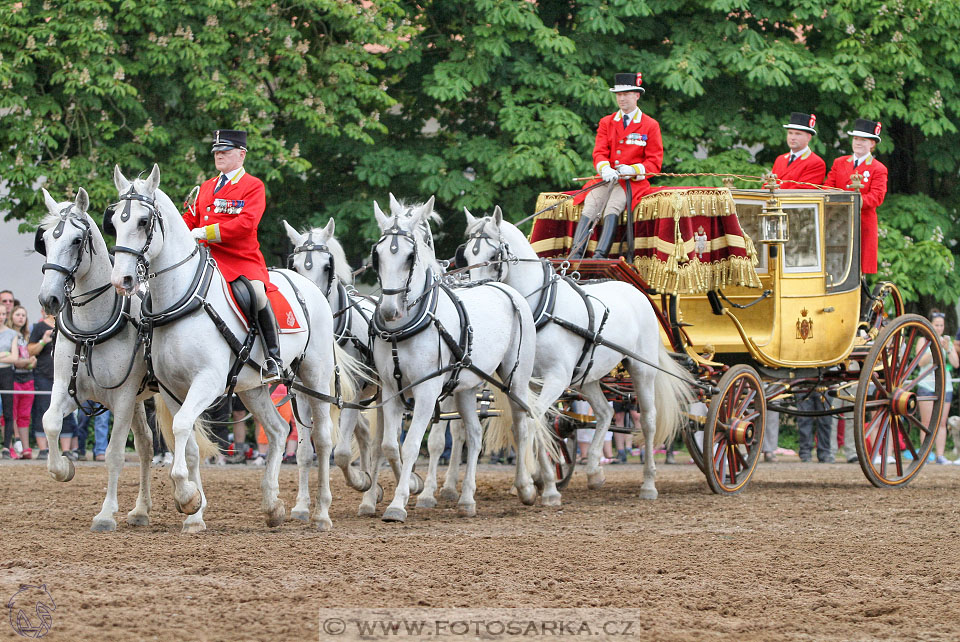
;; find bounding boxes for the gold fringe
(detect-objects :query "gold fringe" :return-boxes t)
[533,192,582,222]
[634,255,762,295]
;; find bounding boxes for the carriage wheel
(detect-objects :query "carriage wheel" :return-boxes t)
[703,364,766,495]
[862,281,904,338]
[683,420,706,474]
[853,314,943,488]
[552,416,578,490]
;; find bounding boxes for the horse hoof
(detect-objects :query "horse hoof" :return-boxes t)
[541,492,562,508]
[126,513,150,527]
[409,471,425,495]
[311,516,333,532]
[291,508,311,523]
[586,471,606,490]
[177,490,203,516]
[376,483,384,504]
[517,484,537,506]
[181,519,206,534]
[358,503,377,517]
[356,470,372,493]
[382,506,407,523]
[415,495,437,509]
[50,458,76,483]
[533,476,544,493]
[265,501,286,528]
[639,487,658,501]
[457,503,477,517]
[90,518,117,533]
[439,487,459,502]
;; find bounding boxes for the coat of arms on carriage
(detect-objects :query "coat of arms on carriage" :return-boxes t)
[693,225,708,258]
[796,308,813,342]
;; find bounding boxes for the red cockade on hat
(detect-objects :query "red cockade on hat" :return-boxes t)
[809,114,817,128]
[874,121,882,136]
[635,73,643,87]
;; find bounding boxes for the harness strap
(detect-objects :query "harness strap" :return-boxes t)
[565,277,597,385]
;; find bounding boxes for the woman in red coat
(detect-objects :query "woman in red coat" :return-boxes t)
[824,119,888,274]
[183,129,282,381]
[570,72,664,259]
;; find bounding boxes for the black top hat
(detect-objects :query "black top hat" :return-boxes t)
[609,72,645,95]
[783,112,817,135]
[211,129,247,152]
[847,118,882,142]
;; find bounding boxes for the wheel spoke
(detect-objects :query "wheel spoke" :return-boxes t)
[903,412,935,436]
[733,384,757,418]
[726,446,738,486]
[868,371,891,400]
[897,339,933,387]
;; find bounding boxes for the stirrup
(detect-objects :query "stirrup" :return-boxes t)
[260,358,282,384]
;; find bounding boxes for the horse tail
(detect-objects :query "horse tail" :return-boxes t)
[329,342,371,445]
[483,384,561,476]
[652,344,696,447]
[154,394,220,460]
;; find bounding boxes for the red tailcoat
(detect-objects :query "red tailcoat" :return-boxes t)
[576,110,664,208]
[770,149,826,189]
[824,154,888,274]
[183,168,271,283]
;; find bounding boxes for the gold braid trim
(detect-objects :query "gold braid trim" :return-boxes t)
[635,255,762,295]
[533,192,583,221]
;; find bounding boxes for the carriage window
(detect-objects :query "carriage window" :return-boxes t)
[824,201,854,288]
[733,201,767,273]
[782,205,821,273]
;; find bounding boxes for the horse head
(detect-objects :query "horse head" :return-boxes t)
[283,217,344,298]
[36,186,104,315]
[372,194,437,322]
[459,205,514,282]
[108,164,166,296]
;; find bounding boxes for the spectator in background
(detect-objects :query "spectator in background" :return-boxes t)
[0,305,18,458]
[74,400,111,462]
[796,388,836,463]
[0,290,15,315]
[5,306,37,458]
[612,398,638,464]
[145,397,173,466]
[919,309,958,465]
[762,408,781,463]
[28,310,77,459]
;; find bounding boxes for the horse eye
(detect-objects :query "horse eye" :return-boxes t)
[137,217,148,228]
[71,237,82,245]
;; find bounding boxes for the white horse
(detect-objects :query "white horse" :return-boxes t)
[462,207,694,500]
[371,196,555,522]
[108,164,356,531]
[282,217,386,515]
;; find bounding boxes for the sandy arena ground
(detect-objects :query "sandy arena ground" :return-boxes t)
[2,456,960,641]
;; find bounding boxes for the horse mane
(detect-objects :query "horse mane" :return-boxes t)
[149,184,180,219]
[303,225,354,285]
[40,202,97,232]
[389,198,443,273]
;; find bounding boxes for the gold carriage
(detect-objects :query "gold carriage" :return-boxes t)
[530,182,946,495]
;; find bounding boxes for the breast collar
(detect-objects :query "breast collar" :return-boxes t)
[370,268,439,342]
[57,292,133,346]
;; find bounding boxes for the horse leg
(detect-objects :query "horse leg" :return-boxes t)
[43,383,77,483]
[181,430,208,534]
[240,388,288,528]
[292,417,314,522]
[531,375,568,507]
[627,360,659,500]
[307,397,335,531]
[439,419,463,502]
[416,418,445,509]
[358,401,386,517]
[334,407,369,491]
[580,380,614,490]
[453,392,484,516]
[126,401,154,527]
[381,388,437,523]
[167,388,216,518]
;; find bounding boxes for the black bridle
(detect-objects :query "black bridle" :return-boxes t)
[287,232,336,297]
[371,222,419,302]
[454,226,514,281]
[36,206,104,307]
[106,184,165,278]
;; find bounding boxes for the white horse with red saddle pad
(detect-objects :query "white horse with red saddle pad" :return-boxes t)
[370,196,556,522]
[35,187,218,533]
[108,164,361,531]
[461,208,695,501]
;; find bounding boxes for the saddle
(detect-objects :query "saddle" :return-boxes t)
[223,274,304,334]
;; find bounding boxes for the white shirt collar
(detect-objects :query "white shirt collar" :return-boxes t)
[788,146,810,158]
[221,166,245,183]
[852,153,870,165]
[620,108,641,124]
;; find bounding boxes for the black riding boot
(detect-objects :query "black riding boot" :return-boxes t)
[256,304,283,383]
[568,216,595,259]
[591,213,619,259]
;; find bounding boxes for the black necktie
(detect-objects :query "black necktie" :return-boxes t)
[853,159,860,168]
[788,153,796,165]
[214,175,228,193]
[623,115,630,129]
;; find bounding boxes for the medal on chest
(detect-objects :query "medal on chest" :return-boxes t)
[213,198,245,214]
[623,133,647,146]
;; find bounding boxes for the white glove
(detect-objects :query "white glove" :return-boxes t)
[620,163,646,180]
[191,227,207,240]
[600,166,619,183]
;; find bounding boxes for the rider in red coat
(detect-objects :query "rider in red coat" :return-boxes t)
[824,118,888,275]
[183,129,282,381]
[770,112,825,189]
[570,72,664,259]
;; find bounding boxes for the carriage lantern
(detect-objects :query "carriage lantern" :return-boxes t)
[759,195,789,244]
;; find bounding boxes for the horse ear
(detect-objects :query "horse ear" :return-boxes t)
[493,205,503,226]
[144,163,161,194]
[114,165,131,192]
[373,200,391,230]
[322,217,335,238]
[75,187,89,214]
[463,207,477,229]
[282,220,302,245]
[41,188,59,214]
[417,196,435,225]
[388,192,401,215]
